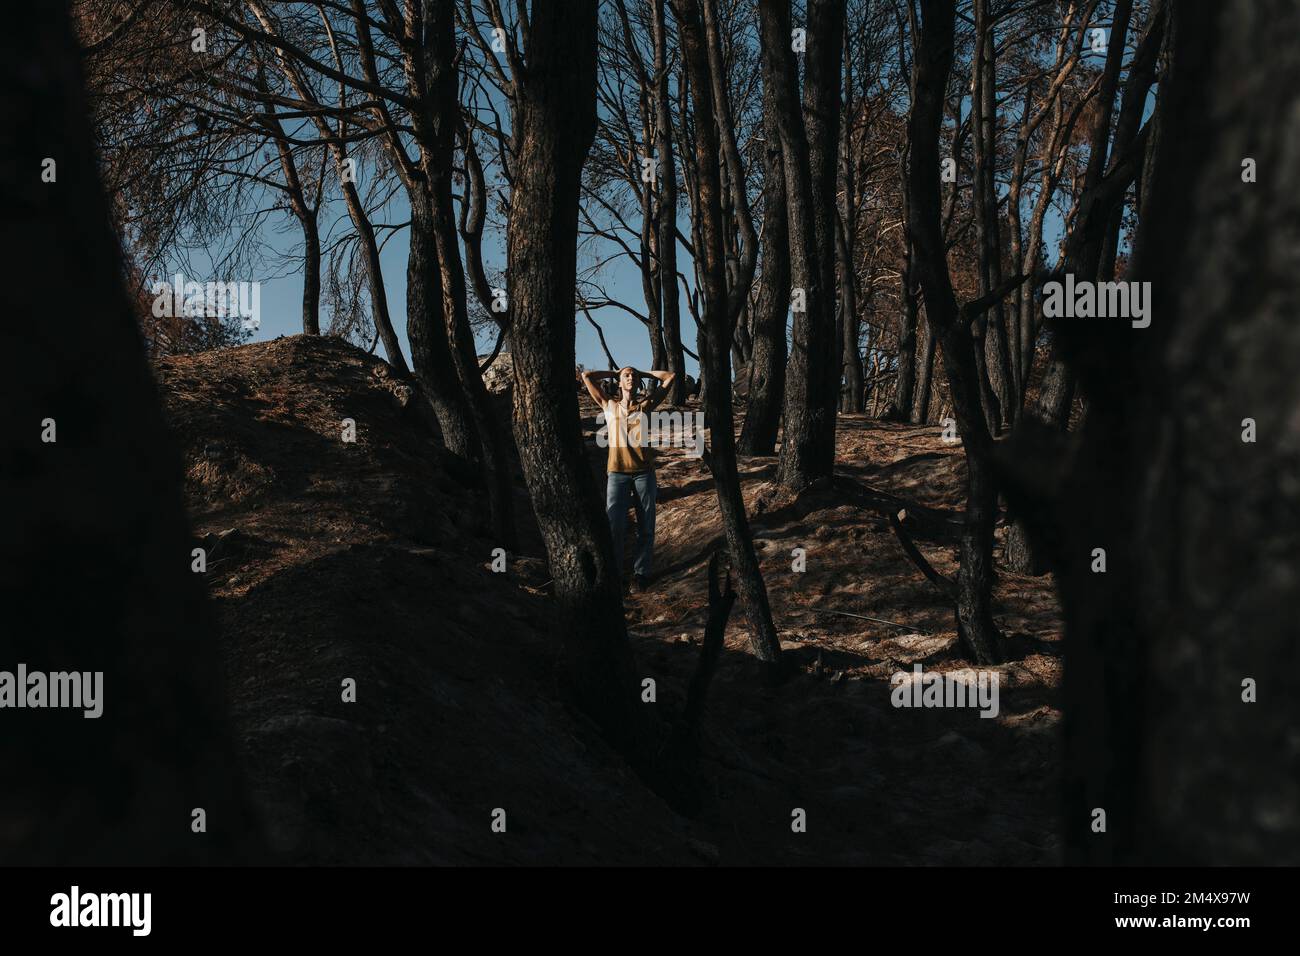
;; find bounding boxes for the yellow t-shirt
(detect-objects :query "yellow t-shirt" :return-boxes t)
[603,390,666,474]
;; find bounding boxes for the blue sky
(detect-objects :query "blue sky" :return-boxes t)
[237,190,701,376]
[180,18,1145,380]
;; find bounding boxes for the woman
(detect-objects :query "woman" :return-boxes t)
[581,365,676,592]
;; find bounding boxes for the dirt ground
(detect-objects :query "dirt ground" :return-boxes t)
[157,335,1063,865]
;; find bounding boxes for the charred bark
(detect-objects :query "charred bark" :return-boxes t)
[760,0,845,490]
[1008,0,1300,863]
[738,37,791,455]
[905,0,1002,665]
[300,211,321,336]
[506,0,649,751]
[426,0,517,549]
[911,312,936,424]
[672,0,784,668]
[838,218,864,413]
[652,0,688,405]
[889,153,920,422]
[408,195,477,462]
[971,0,1013,432]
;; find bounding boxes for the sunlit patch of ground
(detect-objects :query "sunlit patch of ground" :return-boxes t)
[587,398,1064,864]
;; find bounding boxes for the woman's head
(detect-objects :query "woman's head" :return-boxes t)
[618,366,639,397]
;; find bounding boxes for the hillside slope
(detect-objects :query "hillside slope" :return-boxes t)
[157,335,1065,864]
[157,336,705,864]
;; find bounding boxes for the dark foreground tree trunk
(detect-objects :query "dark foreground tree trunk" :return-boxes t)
[0,3,261,863]
[1010,0,1300,864]
[506,1,650,751]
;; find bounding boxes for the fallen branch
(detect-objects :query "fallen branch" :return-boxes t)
[810,607,933,635]
[841,476,965,542]
[888,509,958,602]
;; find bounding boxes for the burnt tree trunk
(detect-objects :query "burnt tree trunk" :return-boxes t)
[425,0,517,549]
[905,0,1002,665]
[672,0,784,667]
[352,0,475,460]
[1006,0,1146,575]
[348,0,423,372]
[971,0,1013,432]
[266,124,321,337]
[506,0,649,749]
[738,70,789,455]
[1012,0,1300,863]
[457,120,498,329]
[1,2,261,863]
[258,93,321,337]
[652,0,687,405]
[701,0,759,364]
[1027,0,1135,436]
[649,319,669,373]
[837,23,863,416]
[408,196,477,462]
[911,310,936,424]
[256,27,407,367]
[339,156,406,371]
[300,210,322,336]
[838,220,864,413]
[761,0,845,491]
[890,153,919,422]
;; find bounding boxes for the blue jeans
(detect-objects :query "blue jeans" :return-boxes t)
[606,470,657,578]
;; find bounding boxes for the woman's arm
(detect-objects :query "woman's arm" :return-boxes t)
[642,369,676,408]
[581,369,617,405]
